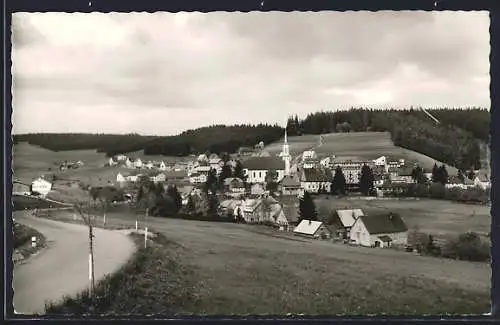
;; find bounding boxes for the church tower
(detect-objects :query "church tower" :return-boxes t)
[282,128,291,176]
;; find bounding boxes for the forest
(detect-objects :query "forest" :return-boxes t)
[286,107,489,171]
[13,108,489,171]
[13,124,284,157]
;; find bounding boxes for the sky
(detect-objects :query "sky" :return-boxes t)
[11,11,490,136]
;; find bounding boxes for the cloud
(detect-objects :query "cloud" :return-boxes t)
[11,11,490,135]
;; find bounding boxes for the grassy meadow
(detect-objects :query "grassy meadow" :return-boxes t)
[315,196,490,238]
[43,211,491,315]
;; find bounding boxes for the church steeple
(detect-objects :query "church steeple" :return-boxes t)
[282,127,291,176]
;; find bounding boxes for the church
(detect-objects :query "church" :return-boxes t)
[242,129,292,184]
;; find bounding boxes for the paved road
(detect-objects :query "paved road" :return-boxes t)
[12,211,135,315]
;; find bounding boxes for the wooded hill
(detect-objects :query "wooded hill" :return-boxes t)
[13,124,284,158]
[13,108,489,171]
[286,107,489,171]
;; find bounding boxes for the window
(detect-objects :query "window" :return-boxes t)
[259,172,262,178]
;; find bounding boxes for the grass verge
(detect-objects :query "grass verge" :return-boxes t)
[13,223,47,263]
[44,233,198,316]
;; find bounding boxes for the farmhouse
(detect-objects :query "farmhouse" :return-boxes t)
[116,172,126,183]
[372,155,387,167]
[293,220,331,239]
[144,161,154,169]
[108,157,118,167]
[149,172,166,183]
[159,161,167,171]
[198,154,209,162]
[125,158,134,168]
[332,159,368,185]
[115,154,128,161]
[333,209,365,239]
[300,168,332,194]
[31,177,53,197]
[242,157,286,184]
[349,212,408,248]
[279,175,302,197]
[319,156,333,169]
[241,198,264,223]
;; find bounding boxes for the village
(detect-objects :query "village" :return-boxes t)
[14,129,478,252]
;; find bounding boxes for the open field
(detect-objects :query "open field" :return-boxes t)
[43,209,490,315]
[315,196,490,237]
[264,134,320,158]
[265,132,457,173]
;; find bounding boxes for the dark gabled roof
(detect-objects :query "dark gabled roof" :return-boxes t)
[303,168,331,182]
[280,175,301,187]
[359,213,408,235]
[242,157,285,171]
[165,170,187,179]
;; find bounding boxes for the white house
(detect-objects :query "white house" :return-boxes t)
[293,220,331,239]
[144,161,154,169]
[242,157,286,184]
[300,169,332,194]
[279,175,302,197]
[116,154,127,161]
[198,154,208,163]
[159,161,167,171]
[373,155,387,167]
[319,156,332,169]
[116,173,126,183]
[302,150,317,161]
[133,158,143,169]
[31,177,53,197]
[190,172,207,184]
[349,212,408,248]
[251,183,266,195]
[335,209,365,239]
[125,158,134,169]
[445,176,475,190]
[150,173,166,183]
[108,157,118,167]
[474,173,490,190]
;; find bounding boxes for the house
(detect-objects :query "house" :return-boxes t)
[474,173,490,190]
[198,154,209,163]
[250,183,266,195]
[224,177,246,197]
[319,156,333,169]
[31,177,53,197]
[293,220,331,239]
[242,157,286,184]
[144,161,154,169]
[302,150,317,161]
[196,165,212,175]
[446,176,475,190]
[241,198,264,223]
[158,161,167,171]
[261,197,289,227]
[164,170,188,182]
[116,173,127,183]
[116,154,127,161]
[390,167,414,184]
[189,172,207,184]
[279,196,300,231]
[372,155,387,167]
[133,158,143,169]
[349,212,408,248]
[333,209,365,239]
[279,175,302,197]
[302,158,319,169]
[150,172,166,183]
[300,168,332,194]
[238,146,255,156]
[332,159,368,185]
[13,180,31,195]
[108,157,118,167]
[125,158,134,168]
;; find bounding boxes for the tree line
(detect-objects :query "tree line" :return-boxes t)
[13,124,284,157]
[286,107,488,171]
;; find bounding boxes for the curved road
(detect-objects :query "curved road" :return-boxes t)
[12,211,135,315]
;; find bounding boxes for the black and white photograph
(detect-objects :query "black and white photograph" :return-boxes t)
[10,10,491,316]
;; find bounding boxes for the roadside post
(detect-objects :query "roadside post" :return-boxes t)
[31,236,37,248]
[144,227,148,248]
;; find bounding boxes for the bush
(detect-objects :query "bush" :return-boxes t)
[429,182,446,199]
